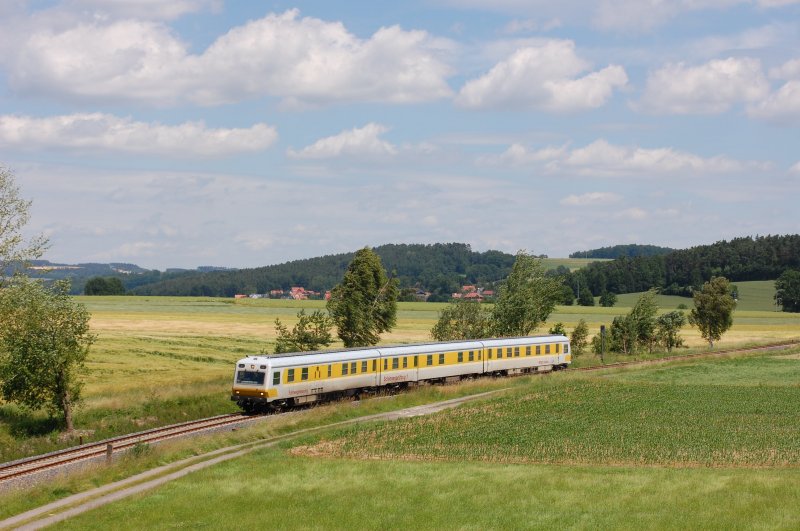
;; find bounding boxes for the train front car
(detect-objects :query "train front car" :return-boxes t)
[231,356,273,413]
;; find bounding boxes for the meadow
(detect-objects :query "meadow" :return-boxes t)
[0,281,798,463]
[45,348,800,530]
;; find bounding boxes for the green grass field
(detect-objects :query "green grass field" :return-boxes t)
[48,348,800,530]
[1,284,798,462]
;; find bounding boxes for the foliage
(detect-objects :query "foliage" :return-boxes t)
[775,269,800,313]
[570,243,675,259]
[133,243,516,297]
[548,322,566,336]
[273,309,334,353]
[570,235,800,297]
[656,311,687,352]
[607,289,659,354]
[570,319,589,355]
[430,299,492,341]
[558,284,574,305]
[491,251,563,337]
[689,276,736,348]
[599,291,617,307]
[0,166,48,281]
[0,278,95,432]
[326,247,399,347]
[577,287,595,306]
[84,276,126,295]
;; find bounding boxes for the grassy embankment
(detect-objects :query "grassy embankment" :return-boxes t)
[49,348,800,529]
[0,280,797,463]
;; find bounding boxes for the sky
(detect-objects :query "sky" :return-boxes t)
[1,0,799,270]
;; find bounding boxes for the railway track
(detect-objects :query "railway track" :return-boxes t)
[0,413,253,484]
[2,339,796,487]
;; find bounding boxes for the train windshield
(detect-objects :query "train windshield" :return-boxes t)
[236,370,265,385]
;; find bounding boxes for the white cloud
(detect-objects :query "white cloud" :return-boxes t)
[560,192,622,206]
[748,80,800,123]
[0,113,277,157]
[287,123,398,159]
[2,9,454,107]
[790,161,800,173]
[487,139,769,177]
[613,207,648,220]
[63,0,221,20]
[456,40,627,112]
[769,58,800,80]
[637,57,770,114]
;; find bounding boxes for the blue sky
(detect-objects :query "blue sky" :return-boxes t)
[1,0,798,269]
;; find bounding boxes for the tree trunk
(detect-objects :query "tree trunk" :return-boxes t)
[62,388,74,432]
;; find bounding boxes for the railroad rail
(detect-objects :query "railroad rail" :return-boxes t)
[2,339,796,486]
[0,413,253,484]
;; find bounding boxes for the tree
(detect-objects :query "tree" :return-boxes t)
[775,270,800,313]
[548,322,567,336]
[326,247,399,347]
[1,166,47,282]
[689,276,736,348]
[274,309,334,353]
[599,291,617,307]
[0,278,94,432]
[84,276,126,295]
[570,319,589,355]
[629,289,659,352]
[430,299,492,341]
[559,284,575,305]
[577,287,595,306]
[656,311,686,352]
[491,251,563,337]
[608,315,636,355]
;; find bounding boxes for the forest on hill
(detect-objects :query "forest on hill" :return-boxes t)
[132,243,516,299]
[569,244,675,259]
[568,235,800,297]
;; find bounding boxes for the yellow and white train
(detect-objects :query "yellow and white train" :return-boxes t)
[231,335,571,413]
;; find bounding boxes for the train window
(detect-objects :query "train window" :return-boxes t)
[414,356,418,367]
[507,348,513,357]
[272,372,280,385]
[469,351,474,362]
[545,344,551,354]
[384,359,388,370]
[351,362,357,374]
[301,367,308,381]
[555,344,560,354]
[514,347,520,357]
[362,360,368,373]
[487,348,492,359]
[403,357,408,368]
[427,354,433,366]
[439,353,445,365]
[458,352,463,363]
[564,343,570,354]
[373,360,377,371]
[536,345,541,355]
[498,348,503,359]
[392,357,399,369]
[478,351,482,360]
[287,369,295,383]
[328,365,332,377]
[237,371,265,385]
[342,363,349,376]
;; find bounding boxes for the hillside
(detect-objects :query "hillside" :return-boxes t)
[132,243,517,299]
[569,244,675,259]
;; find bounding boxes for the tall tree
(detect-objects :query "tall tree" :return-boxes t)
[775,269,800,313]
[491,251,562,337]
[1,166,48,282]
[0,279,95,432]
[326,247,399,347]
[273,309,334,353]
[689,276,736,348]
[430,299,492,341]
[656,310,686,352]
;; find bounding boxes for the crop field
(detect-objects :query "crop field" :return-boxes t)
[1,288,798,463]
[49,349,800,530]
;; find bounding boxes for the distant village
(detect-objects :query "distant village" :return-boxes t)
[234,284,495,302]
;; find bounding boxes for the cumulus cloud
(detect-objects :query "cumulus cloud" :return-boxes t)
[63,0,221,20]
[287,123,398,159]
[0,113,277,157]
[637,57,770,114]
[560,192,622,206]
[456,40,627,112]
[486,139,769,177]
[748,80,800,123]
[613,207,647,220]
[2,9,454,107]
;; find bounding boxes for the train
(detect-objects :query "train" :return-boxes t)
[231,335,571,413]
